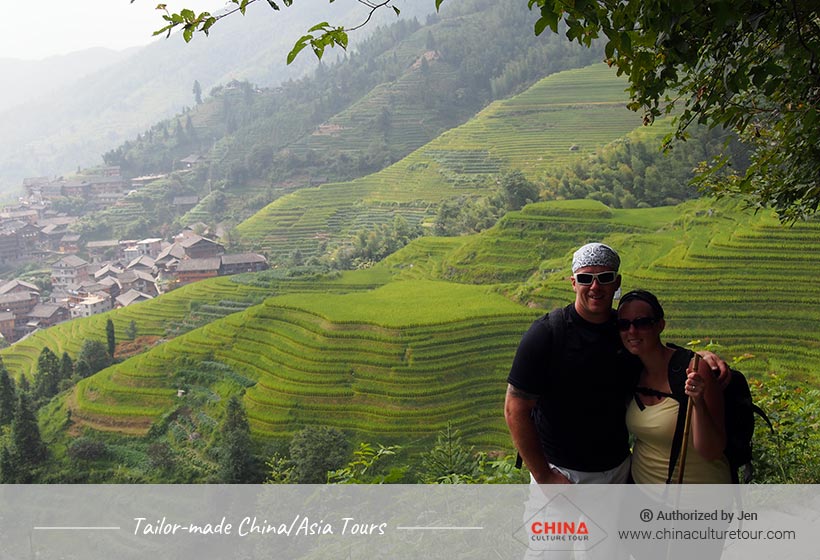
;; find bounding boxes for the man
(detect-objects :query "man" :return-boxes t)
[505,242,724,484]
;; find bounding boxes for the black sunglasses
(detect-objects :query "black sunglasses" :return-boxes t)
[573,271,618,285]
[616,317,658,331]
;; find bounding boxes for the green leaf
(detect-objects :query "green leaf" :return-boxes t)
[619,31,631,54]
[332,29,349,49]
[308,21,331,33]
[604,40,615,60]
[201,16,217,35]
[535,5,560,35]
[266,0,280,10]
[805,108,818,129]
[287,36,312,65]
[435,0,445,11]
[393,6,401,16]
[312,43,325,60]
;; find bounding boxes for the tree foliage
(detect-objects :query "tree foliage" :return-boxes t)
[0,364,14,426]
[60,352,74,378]
[327,442,406,483]
[192,79,203,105]
[416,423,529,483]
[217,395,256,483]
[148,0,386,62]
[501,170,540,211]
[10,392,47,475]
[159,0,819,219]
[417,422,479,483]
[33,347,61,403]
[332,215,423,268]
[106,318,116,358]
[545,125,747,208]
[526,0,820,221]
[77,339,114,378]
[288,425,351,483]
[0,444,15,483]
[749,372,820,483]
[126,320,139,340]
[434,194,505,237]
[67,437,109,462]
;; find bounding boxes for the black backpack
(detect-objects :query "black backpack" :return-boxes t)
[635,346,774,483]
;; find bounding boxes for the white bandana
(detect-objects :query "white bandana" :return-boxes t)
[572,243,620,273]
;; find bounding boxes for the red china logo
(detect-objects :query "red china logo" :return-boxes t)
[513,493,606,552]
[530,521,589,535]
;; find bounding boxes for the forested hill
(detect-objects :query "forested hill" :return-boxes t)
[0,0,435,194]
[76,0,602,241]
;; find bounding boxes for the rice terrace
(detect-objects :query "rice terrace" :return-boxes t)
[1,0,818,484]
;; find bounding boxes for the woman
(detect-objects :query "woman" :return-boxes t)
[617,289,731,483]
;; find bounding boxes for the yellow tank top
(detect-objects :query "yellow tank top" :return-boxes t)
[626,397,732,484]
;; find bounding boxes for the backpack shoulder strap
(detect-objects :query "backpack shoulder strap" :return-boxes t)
[514,306,567,470]
[546,307,567,368]
[666,346,693,396]
[665,347,695,484]
[753,404,775,433]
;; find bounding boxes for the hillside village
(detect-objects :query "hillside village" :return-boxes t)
[0,165,268,344]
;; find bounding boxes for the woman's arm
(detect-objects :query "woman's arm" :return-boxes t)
[685,358,726,460]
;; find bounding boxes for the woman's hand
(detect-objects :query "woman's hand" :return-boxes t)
[684,370,707,403]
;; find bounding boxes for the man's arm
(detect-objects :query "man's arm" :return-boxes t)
[504,384,570,484]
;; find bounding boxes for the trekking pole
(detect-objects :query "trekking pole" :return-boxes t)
[676,353,700,484]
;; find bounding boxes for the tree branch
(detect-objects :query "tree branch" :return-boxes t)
[347,0,395,32]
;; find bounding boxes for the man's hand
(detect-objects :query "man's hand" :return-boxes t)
[543,467,572,484]
[697,350,731,388]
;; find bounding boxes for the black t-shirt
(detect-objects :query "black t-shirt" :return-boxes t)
[507,304,640,472]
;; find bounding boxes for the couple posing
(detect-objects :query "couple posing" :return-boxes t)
[506,242,730,484]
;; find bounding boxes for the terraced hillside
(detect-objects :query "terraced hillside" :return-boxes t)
[237,64,648,261]
[621,211,820,382]
[72,280,537,449]
[0,270,393,378]
[382,198,820,385]
[434,198,666,283]
[59,199,820,460]
[0,277,265,376]
[289,50,464,161]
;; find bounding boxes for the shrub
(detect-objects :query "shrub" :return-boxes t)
[67,437,109,462]
[749,373,820,483]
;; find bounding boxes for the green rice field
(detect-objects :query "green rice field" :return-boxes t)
[48,198,820,452]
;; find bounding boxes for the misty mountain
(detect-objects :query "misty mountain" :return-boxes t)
[0,47,135,112]
[0,0,434,195]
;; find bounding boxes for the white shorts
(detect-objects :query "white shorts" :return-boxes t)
[530,455,631,484]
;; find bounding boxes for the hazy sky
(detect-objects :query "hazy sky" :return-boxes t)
[0,0,229,60]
